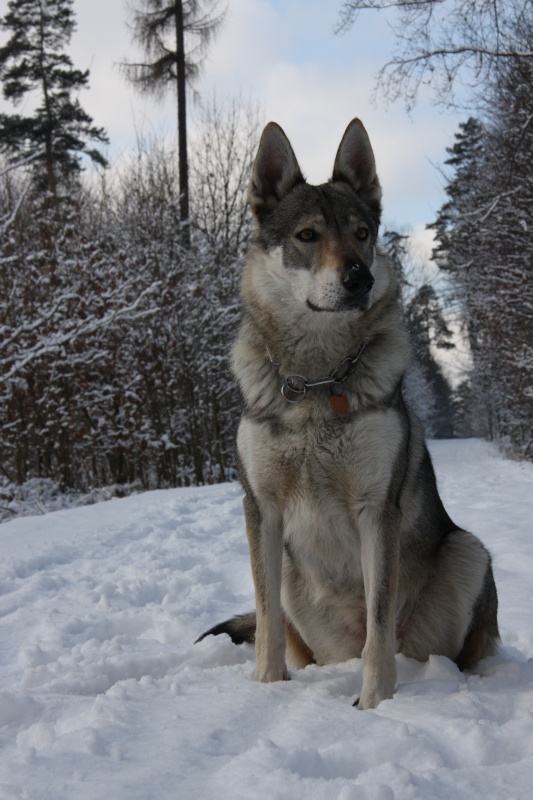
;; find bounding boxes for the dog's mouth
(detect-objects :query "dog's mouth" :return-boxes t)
[306,299,335,313]
[306,297,371,313]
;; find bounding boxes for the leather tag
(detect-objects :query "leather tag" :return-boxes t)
[330,394,349,414]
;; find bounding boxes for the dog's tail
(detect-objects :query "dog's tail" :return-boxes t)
[194,612,257,645]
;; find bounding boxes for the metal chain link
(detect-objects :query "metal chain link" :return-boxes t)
[266,341,367,404]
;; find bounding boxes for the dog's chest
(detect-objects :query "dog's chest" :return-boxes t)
[238,409,401,592]
[239,408,400,509]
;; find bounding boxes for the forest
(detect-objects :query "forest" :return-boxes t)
[0,0,532,514]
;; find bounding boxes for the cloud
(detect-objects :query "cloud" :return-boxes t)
[191,0,464,229]
[2,0,464,232]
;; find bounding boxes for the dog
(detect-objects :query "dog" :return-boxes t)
[196,118,499,709]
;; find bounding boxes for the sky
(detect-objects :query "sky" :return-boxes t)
[0,0,468,254]
[61,0,468,254]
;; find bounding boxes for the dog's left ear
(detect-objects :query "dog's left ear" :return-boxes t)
[332,119,382,220]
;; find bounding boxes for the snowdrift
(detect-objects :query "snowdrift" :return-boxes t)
[0,440,532,799]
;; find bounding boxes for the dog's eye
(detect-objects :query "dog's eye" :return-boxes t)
[356,228,369,241]
[296,229,317,242]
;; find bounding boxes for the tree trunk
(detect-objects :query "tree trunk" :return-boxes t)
[174,1,190,247]
[37,0,57,202]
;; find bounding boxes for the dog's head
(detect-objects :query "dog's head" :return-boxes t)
[247,120,383,315]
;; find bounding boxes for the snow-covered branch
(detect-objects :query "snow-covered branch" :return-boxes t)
[1,282,162,383]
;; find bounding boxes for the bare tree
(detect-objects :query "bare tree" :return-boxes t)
[120,1,225,240]
[190,95,260,264]
[336,0,533,108]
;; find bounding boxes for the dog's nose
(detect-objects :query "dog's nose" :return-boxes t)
[341,264,374,297]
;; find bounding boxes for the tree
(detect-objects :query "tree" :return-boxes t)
[381,229,456,437]
[190,95,259,265]
[336,0,533,108]
[0,0,108,198]
[1,95,258,496]
[120,0,225,240]
[404,283,456,437]
[429,48,533,455]
[430,117,486,276]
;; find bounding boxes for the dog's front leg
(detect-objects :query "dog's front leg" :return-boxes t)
[357,506,399,709]
[244,493,289,682]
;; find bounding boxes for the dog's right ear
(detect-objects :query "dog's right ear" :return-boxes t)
[248,122,305,218]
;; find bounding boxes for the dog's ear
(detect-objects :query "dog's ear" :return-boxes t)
[332,119,382,218]
[249,122,305,218]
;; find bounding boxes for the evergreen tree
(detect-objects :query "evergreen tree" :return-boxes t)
[381,229,409,284]
[381,229,456,437]
[430,50,533,455]
[0,0,108,198]
[429,117,486,277]
[121,1,225,241]
[404,284,456,437]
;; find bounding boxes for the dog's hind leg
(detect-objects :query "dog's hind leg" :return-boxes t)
[400,530,499,667]
[455,557,499,669]
[285,618,315,668]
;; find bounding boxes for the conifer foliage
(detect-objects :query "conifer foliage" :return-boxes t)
[121,1,225,236]
[339,0,533,458]
[0,0,108,197]
[430,50,533,455]
[381,230,456,439]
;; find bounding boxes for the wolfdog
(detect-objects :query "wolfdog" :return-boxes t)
[196,119,499,708]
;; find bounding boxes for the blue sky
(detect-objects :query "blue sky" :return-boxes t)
[3,0,468,255]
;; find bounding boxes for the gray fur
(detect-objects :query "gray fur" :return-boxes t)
[197,118,499,709]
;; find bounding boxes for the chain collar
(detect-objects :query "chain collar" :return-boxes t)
[267,341,367,404]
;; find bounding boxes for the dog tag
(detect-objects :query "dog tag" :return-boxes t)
[330,394,349,414]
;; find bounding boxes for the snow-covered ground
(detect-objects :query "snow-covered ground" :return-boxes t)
[0,439,532,799]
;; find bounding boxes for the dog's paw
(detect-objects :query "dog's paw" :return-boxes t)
[356,667,396,708]
[255,663,290,683]
[356,680,394,709]
[358,647,396,708]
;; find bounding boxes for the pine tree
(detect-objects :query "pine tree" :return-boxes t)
[0,0,108,198]
[120,1,225,242]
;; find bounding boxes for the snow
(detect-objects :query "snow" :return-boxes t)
[0,478,138,525]
[0,439,532,799]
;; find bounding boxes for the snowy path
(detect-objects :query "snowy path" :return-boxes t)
[0,440,532,799]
